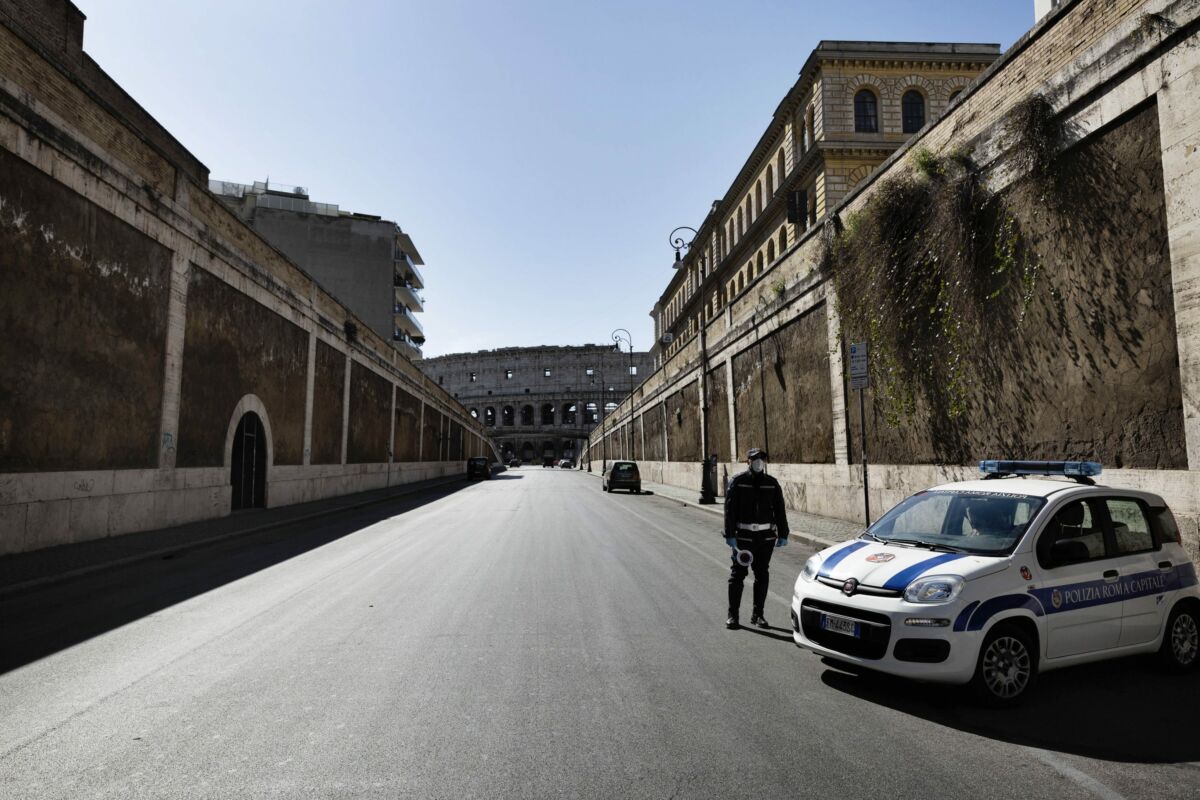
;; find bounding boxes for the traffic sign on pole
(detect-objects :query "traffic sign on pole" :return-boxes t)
[848,341,869,390]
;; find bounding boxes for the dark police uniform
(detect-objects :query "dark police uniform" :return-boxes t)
[724,463,790,626]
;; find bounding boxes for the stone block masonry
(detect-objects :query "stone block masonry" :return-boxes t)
[0,1,494,555]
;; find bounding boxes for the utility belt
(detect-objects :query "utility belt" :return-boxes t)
[737,523,775,532]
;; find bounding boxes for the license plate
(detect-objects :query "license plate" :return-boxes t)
[820,613,860,638]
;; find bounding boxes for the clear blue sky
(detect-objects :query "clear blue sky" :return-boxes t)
[73,0,1033,358]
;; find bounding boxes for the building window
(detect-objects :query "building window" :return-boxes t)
[469,372,477,382]
[902,90,925,133]
[544,368,551,378]
[505,369,513,379]
[629,365,638,376]
[854,89,878,133]
[438,376,443,385]
[949,89,962,103]
[585,367,594,377]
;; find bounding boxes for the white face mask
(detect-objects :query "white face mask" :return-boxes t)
[750,458,765,473]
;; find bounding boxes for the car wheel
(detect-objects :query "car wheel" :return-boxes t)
[1160,602,1200,673]
[970,622,1037,707]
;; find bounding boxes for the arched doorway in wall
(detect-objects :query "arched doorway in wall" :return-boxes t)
[521,442,535,462]
[230,411,267,511]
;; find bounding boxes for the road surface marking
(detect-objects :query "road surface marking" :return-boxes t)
[1025,747,1127,800]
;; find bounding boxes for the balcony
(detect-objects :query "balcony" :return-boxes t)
[394,282,425,313]
[394,305,425,339]
[392,332,422,359]
[395,254,424,289]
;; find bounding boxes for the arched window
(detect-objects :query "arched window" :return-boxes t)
[502,405,514,426]
[902,90,925,133]
[469,408,479,419]
[767,240,776,263]
[737,271,745,293]
[806,106,815,149]
[777,149,785,182]
[737,208,744,238]
[728,220,735,250]
[484,407,496,426]
[854,89,878,133]
[756,252,764,275]
[755,181,763,218]
[778,227,787,252]
[766,165,774,198]
[949,89,962,103]
[604,401,618,413]
[541,403,555,425]
[521,405,534,426]
[584,402,598,424]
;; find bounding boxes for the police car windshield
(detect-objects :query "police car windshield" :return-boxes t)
[865,490,1045,555]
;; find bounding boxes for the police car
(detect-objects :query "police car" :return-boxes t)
[791,461,1199,705]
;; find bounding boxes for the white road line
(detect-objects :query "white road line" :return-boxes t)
[616,501,792,606]
[1025,747,1127,800]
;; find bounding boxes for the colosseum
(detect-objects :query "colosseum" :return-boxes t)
[421,345,654,464]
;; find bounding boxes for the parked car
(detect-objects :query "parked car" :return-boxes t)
[603,461,641,493]
[466,457,491,480]
[791,460,1200,706]
[542,457,554,468]
[507,458,521,468]
[558,459,575,469]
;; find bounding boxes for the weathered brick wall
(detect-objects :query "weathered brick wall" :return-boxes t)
[393,388,422,463]
[732,304,834,464]
[176,268,309,467]
[665,382,701,462]
[0,147,170,471]
[310,341,345,465]
[348,362,391,464]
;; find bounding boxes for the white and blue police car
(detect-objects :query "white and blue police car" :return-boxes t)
[791,461,1199,705]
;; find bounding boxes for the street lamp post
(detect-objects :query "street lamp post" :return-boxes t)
[670,226,716,503]
[612,328,634,460]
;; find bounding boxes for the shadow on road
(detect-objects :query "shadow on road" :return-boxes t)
[738,625,794,643]
[818,655,1200,763]
[488,473,524,480]
[0,482,466,675]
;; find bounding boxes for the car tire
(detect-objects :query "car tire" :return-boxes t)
[1159,602,1200,674]
[970,622,1037,707]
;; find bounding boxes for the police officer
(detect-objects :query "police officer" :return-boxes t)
[724,448,790,629]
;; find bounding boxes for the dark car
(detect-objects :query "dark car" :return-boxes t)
[602,461,641,493]
[466,457,491,480]
[507,458,521,468]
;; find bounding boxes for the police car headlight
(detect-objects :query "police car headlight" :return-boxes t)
[903,575,964,603]
[800,554,822,583]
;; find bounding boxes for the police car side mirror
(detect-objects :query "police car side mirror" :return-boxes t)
[1049,539,1089,567]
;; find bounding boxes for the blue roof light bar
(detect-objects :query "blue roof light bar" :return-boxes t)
[979,460,1103,478]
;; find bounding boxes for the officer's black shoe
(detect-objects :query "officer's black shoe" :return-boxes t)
[725,615,739,629]
[750,613,769,629]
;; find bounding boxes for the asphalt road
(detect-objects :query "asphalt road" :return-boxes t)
[2,468,1198,799]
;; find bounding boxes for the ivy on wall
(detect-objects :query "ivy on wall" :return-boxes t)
[825,95,1073,453]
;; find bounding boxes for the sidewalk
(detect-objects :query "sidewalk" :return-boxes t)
[0,474,467,597]
[580,469,862,550]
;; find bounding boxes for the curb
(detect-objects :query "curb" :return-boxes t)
[0,475,467,599]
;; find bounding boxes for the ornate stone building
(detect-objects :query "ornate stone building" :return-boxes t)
[653,40,1000,367]
[421,345,653,463]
